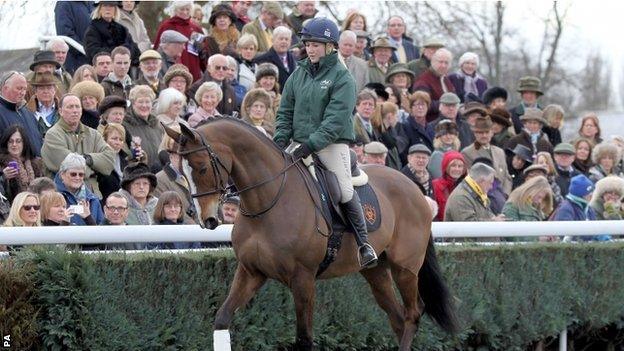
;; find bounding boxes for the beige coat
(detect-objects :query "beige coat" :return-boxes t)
[444,180,494,222]
[118,9,152,52]
[343,54,370,93]
[461,143,513,195]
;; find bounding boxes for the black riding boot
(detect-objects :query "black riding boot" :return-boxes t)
[340,192,378,268]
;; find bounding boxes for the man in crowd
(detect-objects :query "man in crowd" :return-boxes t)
[25,73,60,137]
[413,48,455,120]
[363,141,388,166]
[407,37,444,79]
[353,30,371,61]
[103,192,129,225]
[552,142,580,197]
[339,30,369,93]
[26,50,66,98]
[386,16,419,63]
[135,50,165,95]
[0,71,43,154]
[505,108,553,156]
[367,37,396,84]
[426,92,474,149]
[254,26,296,93]
[509,76,543,134]
[242,2,284,54]
[230,0,252,31]
[190,54,237,115]
[157,30,189,77]
[93,52,112,82]
[46,37,73,94]
[101,46,134,99]
[221,195,240,224]
[400,144,433,196]
[285,0,317,35]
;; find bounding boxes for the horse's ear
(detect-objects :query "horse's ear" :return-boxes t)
[162,123,182,142]
[179,123,198,142]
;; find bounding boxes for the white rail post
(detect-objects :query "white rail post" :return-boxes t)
[559,328,567,351]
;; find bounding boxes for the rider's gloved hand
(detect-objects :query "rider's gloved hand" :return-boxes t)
[275,139,288,150]
[292,143,313,160]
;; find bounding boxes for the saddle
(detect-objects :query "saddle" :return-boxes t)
[305,154,382,276]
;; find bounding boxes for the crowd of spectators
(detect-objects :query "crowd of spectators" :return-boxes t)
[0,0,622,251]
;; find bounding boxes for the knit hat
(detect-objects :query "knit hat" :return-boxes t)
[435,119,458,137]
[70,81,105,104]
[482,86,508,106]
[458,52,479,67]
[568,174,594,198]
[98,95,127,115]
[209,3,236,26]
[255,62,279,81]
[489,107,512,128]
[120,162,157,191]
[241,88,273,119]
[163,64,193,87]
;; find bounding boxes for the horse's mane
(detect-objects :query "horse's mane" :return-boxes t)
[195,115,286,156]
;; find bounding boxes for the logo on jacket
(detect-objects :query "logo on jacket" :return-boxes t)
[324,29,331,37]
[320,79,332,89]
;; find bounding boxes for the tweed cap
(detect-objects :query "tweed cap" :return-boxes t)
[160,30,189,44]
[139,49,162,62]
[439,92,460,105]
[553,142,576,155]
[364,141,388,154]
[262,1,284,19]
[408,144,432,156]
[523,164,549,176]
[422,37,445,48]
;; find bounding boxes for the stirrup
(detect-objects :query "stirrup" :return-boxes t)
[358,243,378,268]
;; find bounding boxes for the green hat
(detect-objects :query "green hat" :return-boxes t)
[553,142,575,155]
[385,63,414,83]
[422,37,445,49]
[439,92,460,105]
[517,76,543,96]
[520,108,547,125]
[370,37,396,51]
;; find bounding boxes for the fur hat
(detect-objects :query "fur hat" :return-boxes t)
[255,62,279,81]
[482,86,508,106]
[98,95,127,115]
[435,119,458,137]
[591,176,624,202]
[70,81,105,104]
[490,107,512,128]
[163,64,193,87]
[120,162,157,191]
[241,88,273,119]
[592,142,620,164]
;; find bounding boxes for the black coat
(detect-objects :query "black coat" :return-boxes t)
[555,166,580,197]
[254,48,297,94]
[401,116,434,152]
[542,125,562,146]
[400,165,432,197]
[54,1,94,73]
[84,18,141,66]
[96,150,129,203]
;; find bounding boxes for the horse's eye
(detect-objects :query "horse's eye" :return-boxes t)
[199,166,208,175]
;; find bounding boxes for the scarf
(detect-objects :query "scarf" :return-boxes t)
[566,193,589,213]
[440,75,449,93]
[409,164,430,193]
[459,70,479,97]
[13,157,35,190]
[464,175,489,207]
[524,128,541,145]
[210,26,240,52]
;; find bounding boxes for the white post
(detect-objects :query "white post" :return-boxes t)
[213,330,231,351]
[559,329,567,351]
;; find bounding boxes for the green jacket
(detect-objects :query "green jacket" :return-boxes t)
[274,52,357,152]
[501,202,545,222]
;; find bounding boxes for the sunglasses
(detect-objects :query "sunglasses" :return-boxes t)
[22,205,40,211]
[213,65,229,71]
[69,172,85,178]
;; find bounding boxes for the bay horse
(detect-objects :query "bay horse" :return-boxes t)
[163,117,457,350]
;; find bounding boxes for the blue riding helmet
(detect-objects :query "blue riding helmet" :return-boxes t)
[299,17,339,45]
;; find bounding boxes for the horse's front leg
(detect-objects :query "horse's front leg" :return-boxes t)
[214,264,266,350]
[290,269,316,350]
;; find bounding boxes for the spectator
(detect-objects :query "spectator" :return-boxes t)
[254,63,281,116]
[482,86,508,110]
[362,141,388,166]
[97,95,128,133]
[610,135,624,174]
[502,175,553,229]
[432,150,466,221]
[428,120,461,179]
[102,191,129,225]
[505,108,553,157]
[461,101,488,129]
[0,125,45,203]
[188,82,222,127]
[3,191,41,227]
[444,162,504,222]
[505,144,533,190]
[156,87,188,128]
[119,162,158,226]
[41,94,115,197]
[54,153,102,226]
[386,63,414,111]
[589,142,620,183]
[25,51,65,99]
[123,85,163,172]
[189,54,237,116]
[461,116,513,195]
[572,138,594,176]
[576,113,603,146]
[202,4,240,58]
[401,91,434,153]
[285,1,317,35]
[163,64,195,114]
[407,37,444,80]
[553,174,605,241]
[241,2,284,54]
[241,88,275,137]
[552,143,580,197]
[0,71,44,154]
[84,1,140,67]
[135,50,165,96]
[400,144,433,196]
[226,55,247,110]
[338,30,369,93]
[220,195,240,224]
[589,176,624,221]
[471,156,508,215]
[71,65,98,87]
[367,37,396,84]
[448,52,488,102]
[117,1,152,52]
[386,16,418,64]
[70,81,105,129]
[254,26,296,94]
[236,34,259,91]
[54,1,95,73]
[191,4,207,33]
[353,30,371,61]
[46,38,74,94]
[27,177,57,197]
[25,73,60,136]
[342,11,367,32]
[157,30,189,77]
[490,107,514,148]
[101,46,134,99]
[541,104,564,146]
[40,191,71,226]
[153,1,205,81]
[522,164,549,181]
[535,151,563,206]
[370,101,407,170]
[230,1,252,32]
[426,92,474,148]
[93,52,113,82]
[352,89,377,144]
[153,191,200,249]
[413,48,456,121]
[509,76,543,134]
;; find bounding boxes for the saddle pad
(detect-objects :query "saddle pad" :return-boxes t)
[355,183,382,233]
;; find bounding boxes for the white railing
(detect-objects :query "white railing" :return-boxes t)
[39,35,85,55]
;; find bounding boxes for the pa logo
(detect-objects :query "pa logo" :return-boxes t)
[324,29,331,37]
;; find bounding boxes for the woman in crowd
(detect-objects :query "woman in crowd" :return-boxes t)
[40,191,71,226]
[241,88,274,137]
[162,64,196,116]
[97,95,127,133]
[490,107,514,148]
[156,87,188,128]
[535,151,564,206]
[236,34,259,91]
[572,138,594,176]
[119,162,158,226]
[254,63,281,115]
[590,176,624,221]
[0,125,45,203]
[432,151,467,221]
[70,81,105,122]
[341,11,367,32]
[577,113,602,145]
[123,85,163,172]
[448,52,488,102]
[502,176,553,222]
[54,153,101,226]
[84,1,140,66]
[385,63,414,112]
[187,82,223,127]
[191,4,207,33]
[370,101,407,170]
[3,192,40,227]
[541,104,564,146]
[153,191,201,249]
[589,142,620,182]
[71,65,98,86]
[505,108,553,156]
[401,91,434,154]
[202,4,239,58]
[506,144,533,190]
[117,0,152,52]
[428,120,461,179]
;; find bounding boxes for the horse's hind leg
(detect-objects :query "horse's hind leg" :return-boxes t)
[214,264,266,349]
[391,266,423,351]
[360,265,405,342]
[290,269,316,351]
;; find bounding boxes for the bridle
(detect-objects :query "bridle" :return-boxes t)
[177,131,299,218]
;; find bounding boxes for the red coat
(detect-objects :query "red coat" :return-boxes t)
[431,151,466,221]
[153,16,205,82]
[413,69,456,121]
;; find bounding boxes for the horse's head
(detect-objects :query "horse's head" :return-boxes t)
[163,123,231,230]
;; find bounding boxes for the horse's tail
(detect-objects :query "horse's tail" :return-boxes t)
[418,235,459,334]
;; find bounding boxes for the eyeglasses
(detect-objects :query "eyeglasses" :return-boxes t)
[69,172,85,178]
[105,206,128,212]
[213,65,229,71]
[22,205,40,211]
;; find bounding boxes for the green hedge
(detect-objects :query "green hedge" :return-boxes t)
[2,243,624,350]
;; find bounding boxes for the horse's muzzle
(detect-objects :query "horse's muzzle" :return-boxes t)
[204,217,220,230]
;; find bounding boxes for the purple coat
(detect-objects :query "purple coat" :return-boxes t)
[448,72,488,103]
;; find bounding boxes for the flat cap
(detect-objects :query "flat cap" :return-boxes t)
[523,164,549,176]
[364,141,388,154]
[553,142,576,155]
[422,37,445,48]
[408,144,432,156]
[139,49,162,62]
[439,92,460,105]
[262,2,284,19]
[160,30,189,44]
